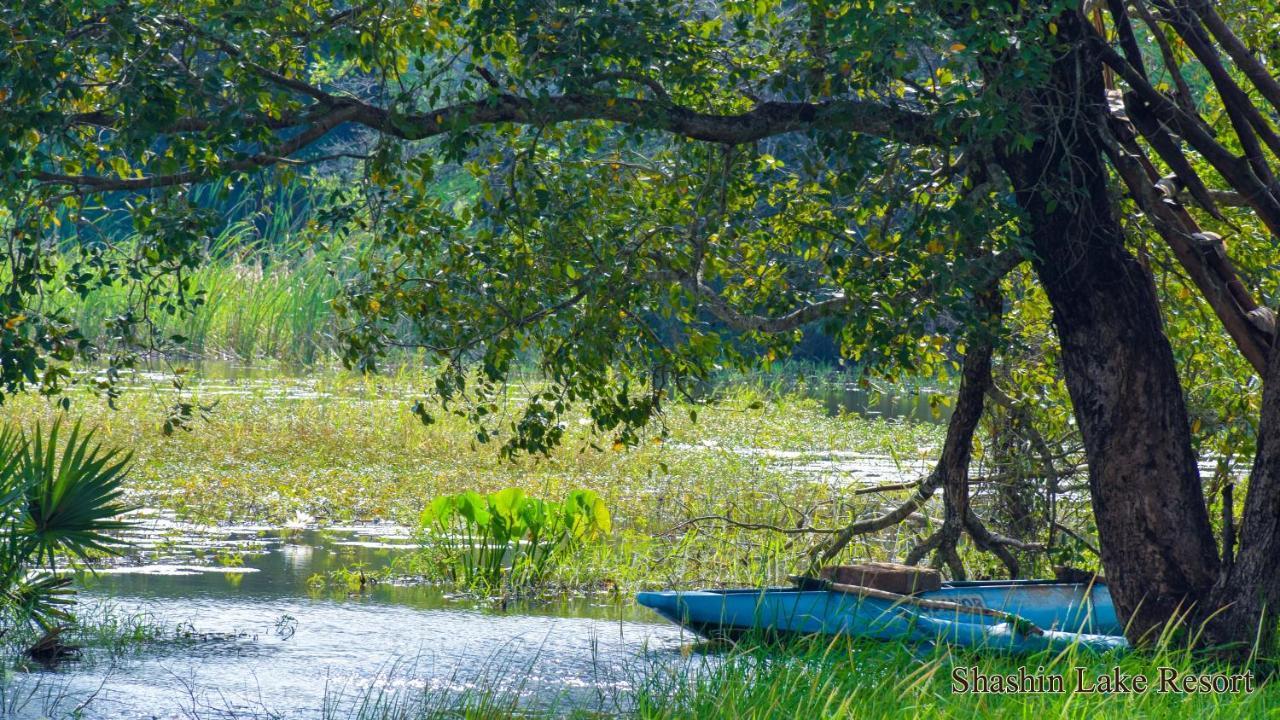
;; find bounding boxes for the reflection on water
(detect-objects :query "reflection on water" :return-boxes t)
[6,513,686,719]
[816,384,951,423]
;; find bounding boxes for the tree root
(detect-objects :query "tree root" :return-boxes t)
[813,288,1038,578]
[906,520,965,578]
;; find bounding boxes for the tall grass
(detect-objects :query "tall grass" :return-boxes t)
[629,633,1276,719]
[49,171,481,366]
[305,632,1277,719]
[58,233,358,365]
[321,655,548,720]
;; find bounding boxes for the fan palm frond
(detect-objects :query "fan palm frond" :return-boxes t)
[2,572,75,632]
[16,418,133,568]
[0,424,23,514]
[0,418,133,636]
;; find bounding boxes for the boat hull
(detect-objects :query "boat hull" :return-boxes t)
[637,581,1128,654]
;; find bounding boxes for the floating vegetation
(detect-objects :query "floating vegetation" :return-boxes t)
[3,370,951,593]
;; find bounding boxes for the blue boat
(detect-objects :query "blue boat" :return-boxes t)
[637,579,1129,654]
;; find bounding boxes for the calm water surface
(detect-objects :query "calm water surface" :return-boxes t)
[5,515,687,718]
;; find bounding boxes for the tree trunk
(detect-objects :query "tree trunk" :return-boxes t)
[814,292,1011,577]
[904,295,996,579]
[1204,335,1280,653]
[998,20,1221,641]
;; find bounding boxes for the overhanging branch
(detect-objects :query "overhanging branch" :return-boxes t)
[652,251,1023,336]
[356,93,947,147]
[35,104,361,190]
[35,93,947,191]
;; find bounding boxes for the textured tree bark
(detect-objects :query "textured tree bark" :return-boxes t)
[1204,339,1280,653]
[998,23,1221,641]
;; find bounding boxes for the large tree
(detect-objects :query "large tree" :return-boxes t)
[4,0,1280,650]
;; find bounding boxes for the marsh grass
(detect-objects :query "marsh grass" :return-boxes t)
[0,600,170,696]
[322,657,541,720]
[55,237,355,365]
[302,630,1278,719]
[61,602,169,654]
[4,366,945,593]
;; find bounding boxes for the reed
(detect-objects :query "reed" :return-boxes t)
[54,235,359,365]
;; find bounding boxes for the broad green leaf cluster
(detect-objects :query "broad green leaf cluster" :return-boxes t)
[419,486,611,591]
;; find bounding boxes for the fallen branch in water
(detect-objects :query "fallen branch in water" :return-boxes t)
[851,480,922,495]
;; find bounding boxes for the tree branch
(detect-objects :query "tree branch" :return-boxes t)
[1130,0,1196,113]
[159,16,340,105]
[353,93,948,147]
[1098,117,1271,374]
[660,514,840,537]
[1184,0,1280,121]
[35,104,361,190]
[1148,2,1280,185]
[653,250,1023,335]
[1094,36,1280,235]
[36,92,946,191]
[651,270,851,333]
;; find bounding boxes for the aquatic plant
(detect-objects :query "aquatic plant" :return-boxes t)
[0,419,131,633]
[420,488,611,591]
[2,369,957,591]
[308,564,378,594]
[57,235,357,365]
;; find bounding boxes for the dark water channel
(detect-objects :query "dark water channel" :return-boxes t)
[5,513,686,719]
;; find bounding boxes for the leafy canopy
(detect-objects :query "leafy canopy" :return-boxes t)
[0,0,1270,467]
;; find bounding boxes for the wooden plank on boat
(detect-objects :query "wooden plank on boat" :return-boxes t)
[820,562,942,594]
[1053,565,1106,584]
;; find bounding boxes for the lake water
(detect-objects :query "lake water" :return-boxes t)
[114,360,952,423]
[6,364,949,718]
[6,513,688,718]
